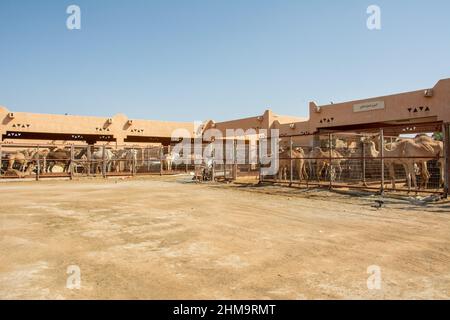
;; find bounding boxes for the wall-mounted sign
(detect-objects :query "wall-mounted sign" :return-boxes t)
[353,101,385,113]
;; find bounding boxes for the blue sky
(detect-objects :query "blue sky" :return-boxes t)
[0,0,449,122]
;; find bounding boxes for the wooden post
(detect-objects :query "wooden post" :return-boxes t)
[70,145,74,180]
[443,123,449,198]
[380,129,385,195]
[102,145,107,178]
[36,146,40,181]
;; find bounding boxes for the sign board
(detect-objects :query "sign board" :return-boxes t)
[353,101,385,113]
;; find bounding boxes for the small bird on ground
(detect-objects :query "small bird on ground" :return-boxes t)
[371,200,384,209]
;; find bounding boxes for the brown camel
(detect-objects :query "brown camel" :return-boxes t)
[278,146,308,182]
[46,147,72,173]
[307,147,344,182]
[364,139,409,191]
[6,149,35,172]
[413,135,445,188]
[401,138,439,190]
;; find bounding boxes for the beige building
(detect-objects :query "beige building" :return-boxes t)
[1,78,449,146]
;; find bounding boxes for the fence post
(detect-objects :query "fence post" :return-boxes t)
[36,146,40,181]
[0,143,2,178]
[211,148,216,182]
[160,146,163,176]
[247,141,251,173]
[102,145,107,178]
[233,139,238,181]
[328,133,333,190]
[147,147,150,172]
[443,123,449,198]
[289,137,293,186]
[167,145,171,173]
[223,142,227,181]
[362,140,367,187]
[87,145,91,176]
[70,145,74,180]
[380,129,385,195]
[131,148,137,176]
[258,137,263,184]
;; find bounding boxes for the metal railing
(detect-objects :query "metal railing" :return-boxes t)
[1,124,449,199]
[259,127,449,197]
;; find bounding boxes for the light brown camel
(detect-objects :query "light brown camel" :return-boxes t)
[401,138,440,190]
[30,148,50,173]
[413,135,445,188]
[278,146,308,182]
[6,149,35,172]
[13,163,37,178]
[307,147,344,182]
[364,139,409,191]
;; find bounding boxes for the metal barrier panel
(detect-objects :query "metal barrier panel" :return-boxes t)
[444,123,450,198]
[258,129,446,196]
[0,143,77,179]
[0,128,447,197]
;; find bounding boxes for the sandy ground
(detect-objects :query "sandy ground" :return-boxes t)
[0,175,449,300]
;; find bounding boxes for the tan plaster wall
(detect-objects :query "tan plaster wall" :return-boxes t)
[1,78,449,145]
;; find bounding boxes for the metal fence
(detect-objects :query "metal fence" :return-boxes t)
[0,143,193,180]
[1,124,449,198]
[260,127,449,197]
[0,142,254,182]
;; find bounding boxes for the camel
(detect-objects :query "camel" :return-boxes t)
[163,152,174,172]
[6,149,34,172]
[46,148,72,173]
[14,163,37,178]
[401,138,441,190]
[278,146,308,182]
[91,149,115,174]
[340,143,367,180]
[368,135,444,190]
[111,149,138,173]
[364,138,439,192]
[307,147,344,182]
[412,135,445,188]
[30,149,50,173]
[364,139,410,191]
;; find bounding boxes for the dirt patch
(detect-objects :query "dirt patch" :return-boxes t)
[1,176,449,299]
